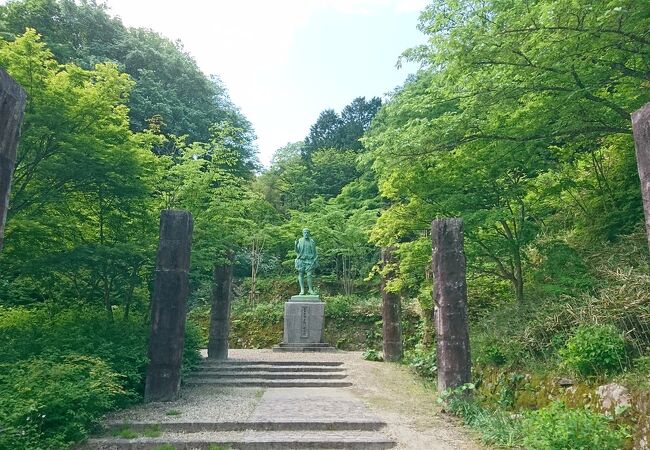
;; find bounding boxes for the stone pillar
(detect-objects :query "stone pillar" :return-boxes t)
[632,102,650,254]
[145,210,193,402]
[432,218,471,392]
[381,247,402,362]
[207,253,234,360]
[0,69,27,252]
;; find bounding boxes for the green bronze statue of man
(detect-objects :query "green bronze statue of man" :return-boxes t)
[295,228,318,295]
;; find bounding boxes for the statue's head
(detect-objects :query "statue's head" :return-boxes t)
[302,228,310,238]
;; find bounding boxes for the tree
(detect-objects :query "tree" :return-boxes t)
[0,29,162,319]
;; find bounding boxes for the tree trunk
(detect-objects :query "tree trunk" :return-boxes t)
[381,247,402,362]
[145,210,193,402]
[432,218,471,392]
[208,252,234,360]
[632,102,650,254]
[0,69,27,252]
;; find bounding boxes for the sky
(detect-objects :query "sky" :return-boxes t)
[13,0,429,166]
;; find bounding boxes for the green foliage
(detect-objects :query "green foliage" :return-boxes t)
[439,384,523,447]
[404,345,437,379]
[0,355,125,450]
[559,325,628,377]
[0,0,252,147]
[522,402,628,450]
[182,321,203,377]
[0,306,201,449]
[113,426,138,439]
[0,306,148,394]
[362,348,383,362]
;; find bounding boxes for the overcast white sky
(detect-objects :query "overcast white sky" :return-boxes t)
[6,0,429,165]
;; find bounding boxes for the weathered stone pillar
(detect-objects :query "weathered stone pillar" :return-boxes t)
[145,210,193,402]
[381,247,402,362]
[632,102,650,254]
[0,69,27,252]
[208,252,234,360]
[432,218,471,392]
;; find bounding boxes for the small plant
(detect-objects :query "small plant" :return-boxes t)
[209,446,233,450]
[165,410,181,416]
[153,445,177,450]
[404,345,437,379]
[522,401,629,450]
[113,426,138,439]
[559,324,628,376]
[437,384,522,447]
[362,348,383,361]
[143,424,162,438]
[481,345,507,366]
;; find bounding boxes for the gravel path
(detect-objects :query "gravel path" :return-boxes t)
[106,385,263,423]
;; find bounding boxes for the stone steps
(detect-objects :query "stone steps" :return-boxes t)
[191,359,350,388]
[200,360,343,367]
[84,430,395,449]
[189,372,347,380]
[197,365,345,373]
[185,379,353,388]
[104,419,387,433]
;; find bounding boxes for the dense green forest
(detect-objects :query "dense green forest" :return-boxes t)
[0,0,649,449]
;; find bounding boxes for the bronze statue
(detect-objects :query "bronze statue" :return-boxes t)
[295,228,318,295]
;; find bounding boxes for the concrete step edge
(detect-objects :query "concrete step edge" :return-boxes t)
[189,372,347,379]
[104,419,387,432]
[196,366,346,372]
[83,432,396,450]
[200,360,343,366]
[184,380,353,387]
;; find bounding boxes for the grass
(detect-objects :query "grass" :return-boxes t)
[143,424,162,438]
[112,426,138,439]
[165,409,182,416]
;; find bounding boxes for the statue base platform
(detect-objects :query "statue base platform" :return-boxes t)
[275,295,335,352]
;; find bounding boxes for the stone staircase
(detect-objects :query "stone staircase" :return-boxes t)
[82,358,396,450]
[185,359,352,388]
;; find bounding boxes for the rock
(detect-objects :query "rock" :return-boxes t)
[557,377,574,387]
[596,383,631,411]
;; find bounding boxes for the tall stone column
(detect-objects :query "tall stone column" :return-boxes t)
[632,102,650,254]
[145,210,193,402]
[432,218,471,392]
[381,247,402,362]
[0,69,27,252]
[208,252,234,360]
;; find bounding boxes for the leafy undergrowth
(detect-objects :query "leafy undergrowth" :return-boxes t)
[0,305,201,450]
[441,386,629,449]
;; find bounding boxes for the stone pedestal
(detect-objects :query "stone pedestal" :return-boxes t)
[273,295,336,352]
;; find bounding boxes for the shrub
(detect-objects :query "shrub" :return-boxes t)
[362,348,383,361]
[439,384,523,447]
[0,306,149,395]
[522,401,628,450]
[477,344,508,367]
[0,355,125,450]
[559,324,628,376]
[404,345,437,379]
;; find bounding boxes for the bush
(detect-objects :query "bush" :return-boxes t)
[0,305,203,449]
[362,348,383,361]
[0,306,149,395]
[439,384,523,447]
[0,355,125,450]
[559,324,628,376]
[404,345,437,379]
[522,401,628,450]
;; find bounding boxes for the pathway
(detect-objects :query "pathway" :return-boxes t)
[82,350,484,450]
